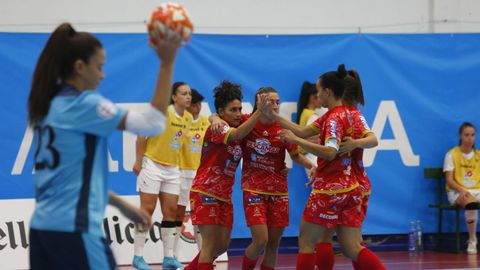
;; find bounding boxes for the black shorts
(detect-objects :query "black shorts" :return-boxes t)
[29,229,116,270]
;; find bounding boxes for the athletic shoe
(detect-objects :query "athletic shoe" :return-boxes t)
[132,255,152,270]
[467,239,477,254]
[163,256,183,270]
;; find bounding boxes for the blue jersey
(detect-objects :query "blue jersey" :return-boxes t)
[30,85,126,236]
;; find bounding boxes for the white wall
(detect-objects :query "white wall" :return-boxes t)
[1,0,480,33]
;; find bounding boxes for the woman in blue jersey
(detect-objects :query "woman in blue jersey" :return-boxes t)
[27,22,181,270]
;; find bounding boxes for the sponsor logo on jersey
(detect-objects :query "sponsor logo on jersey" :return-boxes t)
[246,138,280,155]
[341,158,352,167]
[227,145,243,161]
[221,123,230,134]
[319,213,338,220]
[202,196,218,204]
[253,207,262,217]
[209,207,216,217]
[464,170,473,180]
[360,115,370,130]
[247,196,262,204]
[174,130,183,141]
[191,133,201,144]
[329,120,338,138]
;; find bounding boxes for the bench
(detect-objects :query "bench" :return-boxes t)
[424,167,462,253]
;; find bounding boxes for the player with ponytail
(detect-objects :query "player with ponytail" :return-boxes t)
[264,65,386,270]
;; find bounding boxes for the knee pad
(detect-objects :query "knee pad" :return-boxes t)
[466,202,480,210]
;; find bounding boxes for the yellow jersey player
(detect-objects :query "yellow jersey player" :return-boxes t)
[132,82,193,270]
[176,88,210,253]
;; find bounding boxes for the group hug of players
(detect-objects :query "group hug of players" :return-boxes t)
[25,23,386,270]
[132,65,387,270]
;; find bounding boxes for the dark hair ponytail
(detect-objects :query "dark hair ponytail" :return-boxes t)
[296,81,317,124]
[343,69,365,106]
[28,23,102,125]
[337,64,347,79]
[318,64,347,99]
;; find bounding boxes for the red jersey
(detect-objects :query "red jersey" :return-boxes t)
[241,120,298,195]
[191,124,242,201]
[346,105,373,195]
[309,105,357,193]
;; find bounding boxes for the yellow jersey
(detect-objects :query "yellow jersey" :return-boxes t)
[298,108,316,154]
[299,108,316,127]
[144,106,192,166]
[447,146,480,190]
[179,115,210,170]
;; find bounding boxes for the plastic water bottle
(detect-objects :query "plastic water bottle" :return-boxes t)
[416,220,423,253]
[408,221,418,255]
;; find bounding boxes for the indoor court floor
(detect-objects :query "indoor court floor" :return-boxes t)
[119,251,480,269]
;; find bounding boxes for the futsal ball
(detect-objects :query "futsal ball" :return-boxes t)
[148,3,193,44]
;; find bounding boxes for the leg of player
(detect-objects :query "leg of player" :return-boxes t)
[336,226,386,270]
[466,209,478,254]
[197,225,221,270]
[133,192,158,270]
[261,226,285,270]
[174,205,187,259]
[173,174,194,259]
[315,229,335,270]
[242,225,268,270]
[296,220,325,270]
[193,225,202,250]
[159,192,183,270]
[214,225,232,259]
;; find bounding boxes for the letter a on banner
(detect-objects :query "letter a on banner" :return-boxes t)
[364,100,420,167]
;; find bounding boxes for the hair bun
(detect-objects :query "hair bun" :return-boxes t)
[337,64,347,78]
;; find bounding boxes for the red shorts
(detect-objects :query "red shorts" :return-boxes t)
[302,188,362,228]
[190,191,233,228]
[359,194,369,222]
[243,191,289,227]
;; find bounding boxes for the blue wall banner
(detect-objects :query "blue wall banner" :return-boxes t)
[1,33,479,238]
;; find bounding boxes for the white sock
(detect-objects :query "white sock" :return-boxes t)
[465,210,478,242]
[173,226,182,257]
[134,226,148,257]
[161,226,176,258]
[193,225,202,251]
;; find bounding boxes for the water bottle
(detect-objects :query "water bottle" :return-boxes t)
[415,220,423,253]
[408,221,417,255]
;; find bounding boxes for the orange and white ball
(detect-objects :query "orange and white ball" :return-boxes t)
[148,3,193,44]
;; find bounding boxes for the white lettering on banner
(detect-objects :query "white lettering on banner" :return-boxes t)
[11,101,418,174]
[11,124,34,175]
[0,197,226,269]
[363,100,420,167]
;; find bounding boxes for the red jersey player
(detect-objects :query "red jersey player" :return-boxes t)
[240,87,315,270]
[266,65,386,270]
[185,81,267,270]
[315,69,379,270]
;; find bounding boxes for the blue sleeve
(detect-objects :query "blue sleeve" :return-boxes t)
[50,91,126,137]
